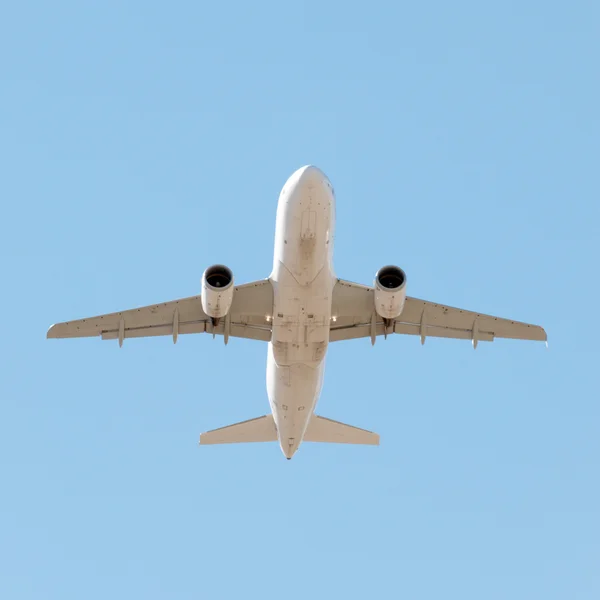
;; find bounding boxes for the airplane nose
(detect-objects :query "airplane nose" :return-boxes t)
[294,165,326,187]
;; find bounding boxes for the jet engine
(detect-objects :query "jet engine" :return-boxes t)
[374,265,407,320]
[201,264,234,320]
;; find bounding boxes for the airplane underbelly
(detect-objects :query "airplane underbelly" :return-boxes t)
[267,346,325,436]
[269,171,334,367]
[266,167,336,450]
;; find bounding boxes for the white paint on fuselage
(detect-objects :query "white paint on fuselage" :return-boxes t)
[267,165,336,459]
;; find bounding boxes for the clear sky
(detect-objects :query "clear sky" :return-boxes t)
[1,1,598,598]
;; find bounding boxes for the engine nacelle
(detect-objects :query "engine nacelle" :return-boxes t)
[374,265,407,320]
[201,264,234,319]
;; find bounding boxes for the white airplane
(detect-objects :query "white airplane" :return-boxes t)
[48,165,547,459]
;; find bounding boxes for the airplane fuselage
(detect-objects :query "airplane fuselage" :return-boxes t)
[267,166,336,458]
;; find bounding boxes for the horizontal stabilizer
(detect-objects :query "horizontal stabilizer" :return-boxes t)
[303,415,380,445]
[199,414,278,445]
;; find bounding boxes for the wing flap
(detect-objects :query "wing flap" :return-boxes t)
[330,321,495,343]
[99,321,272,342]
[394,321,495,342]
[101,321,206,340]
[329,322,386,342]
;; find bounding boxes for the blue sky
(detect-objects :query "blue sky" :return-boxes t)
[1,1,598,598]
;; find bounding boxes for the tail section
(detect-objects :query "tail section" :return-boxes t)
[198,413,379,451]
[199,414,277,445]
[304,415,379,445]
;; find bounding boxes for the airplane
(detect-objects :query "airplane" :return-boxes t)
[47,165,547,459]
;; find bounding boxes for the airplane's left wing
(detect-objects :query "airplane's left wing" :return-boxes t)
[47,279,273,344]
[330,279,547,345]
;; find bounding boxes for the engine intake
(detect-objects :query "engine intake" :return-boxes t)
[201,264,234,319]
[374,265,407,320]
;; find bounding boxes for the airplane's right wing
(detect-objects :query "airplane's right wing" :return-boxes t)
[47,279,274,344]
[330,279,547,345]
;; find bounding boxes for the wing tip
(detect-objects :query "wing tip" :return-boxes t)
[47,322,79,339]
